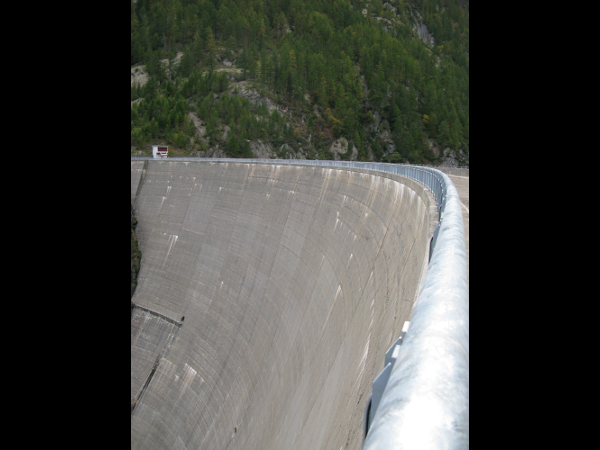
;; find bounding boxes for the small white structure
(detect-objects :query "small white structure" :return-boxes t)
[152,145,169,158]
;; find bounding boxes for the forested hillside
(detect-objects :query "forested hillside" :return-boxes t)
[131,0,468,165]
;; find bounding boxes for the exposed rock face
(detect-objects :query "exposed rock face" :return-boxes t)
[330,137,351,160]
[250,139,274,158]
[441,148,469,167]
[383,141,396,156]
[359,72,369,103]
[192,138,308,160]
[375,16,394,30]
[131,65,149,87]
[222,125,230,140]
[366,111,382,133]
[130,52,184,87]
[160,52,184,81]
[234,83,281,113]
[441,149,459,167]
[429,139,440,159]
[196,148,227,158]
[383,2,397,14]
[275,143,293,158]
[412,22,435,47]
[214,67,242,81]
[379,128,391,143]
[295,147,309,159]
[327,138,358,161]
[368,147,376,162]
[187,112,206,137]
[277,143,307,159]
[330,137,347,156]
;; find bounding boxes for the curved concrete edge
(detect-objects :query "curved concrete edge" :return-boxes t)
[363,172,468,450]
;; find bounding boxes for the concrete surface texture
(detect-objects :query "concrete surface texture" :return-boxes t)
[448,175,469,280]
[131,161,437,450]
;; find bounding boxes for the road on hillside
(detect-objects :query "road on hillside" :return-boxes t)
[448,175,469,281]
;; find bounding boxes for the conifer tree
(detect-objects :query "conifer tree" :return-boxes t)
[130,0,468,163]
[205,26,216,64]
[242,18,251,47]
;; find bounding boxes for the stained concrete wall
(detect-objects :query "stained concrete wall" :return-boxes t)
[131,160,146,206]
[131,161,437,450]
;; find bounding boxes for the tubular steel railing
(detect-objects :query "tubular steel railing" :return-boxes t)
[130,156,469,449]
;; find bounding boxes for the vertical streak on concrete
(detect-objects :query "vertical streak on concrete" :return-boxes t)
[131,160,148,208]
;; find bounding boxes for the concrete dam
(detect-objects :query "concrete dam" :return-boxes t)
[131,159,468,450]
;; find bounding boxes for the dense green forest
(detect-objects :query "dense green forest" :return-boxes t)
[131,0,468,164]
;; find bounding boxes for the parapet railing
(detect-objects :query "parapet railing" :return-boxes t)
[130,156,469,449]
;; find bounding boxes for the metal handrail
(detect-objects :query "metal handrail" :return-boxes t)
[130,156,469,449]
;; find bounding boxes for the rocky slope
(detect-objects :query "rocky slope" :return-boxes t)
[131,1,469,167]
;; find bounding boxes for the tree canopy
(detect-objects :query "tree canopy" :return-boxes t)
[131,0,469,164]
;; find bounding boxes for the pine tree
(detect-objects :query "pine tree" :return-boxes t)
[318,76,328,108]
[259,18,266,50]
[205,26,215,58]
[192,30,204,63]
[260,51,268,83]
[242,18,251,47]
[241,140,252,158]
[289,50,297,73]
[287,72,293,100]
[248,44,258,79]
[438,120,450,147]
[273,12,288,40]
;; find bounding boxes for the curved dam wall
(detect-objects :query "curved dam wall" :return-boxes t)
[131,161,437,450]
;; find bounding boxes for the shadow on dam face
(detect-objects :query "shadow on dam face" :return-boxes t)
[131,161,437,450]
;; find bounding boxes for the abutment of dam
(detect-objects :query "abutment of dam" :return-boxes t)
[131,160,438,450]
